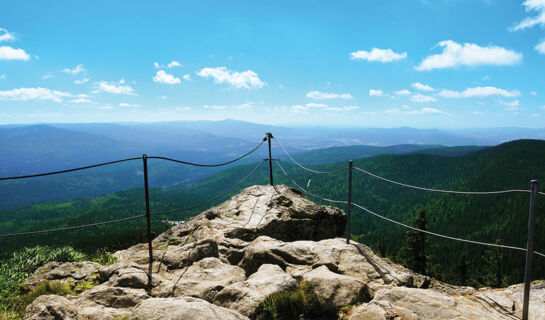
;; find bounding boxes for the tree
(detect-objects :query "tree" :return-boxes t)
[481,240,505,288]
[405,210,428,275]
[453,251,469,285]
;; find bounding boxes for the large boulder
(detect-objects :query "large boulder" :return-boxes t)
[153,257,246,301]
[238,236,420,292]
[349,281,545,320]
[24,295,78,320]
[214,264,297,317]
[130,297,249,320]
[303,265,368,311]
[24,261,101,290]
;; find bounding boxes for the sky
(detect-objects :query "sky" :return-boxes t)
[1,0,545,128]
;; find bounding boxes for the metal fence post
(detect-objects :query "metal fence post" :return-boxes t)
[142,154,153,293]
[522,180,538,320]
[346,160,353,244]
[267,133,274,185]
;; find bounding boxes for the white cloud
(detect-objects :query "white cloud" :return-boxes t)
[540,105,545,110]
[411,82,434,91]
[394,89,411,96]
[385,107,444,115]
[411,93,437,103]
[74,78,89,84]
[472,111,485,115]
[531,91,537,96]
[439,86,520,98]
[176,107,191,111]
[167,60,181,68]
[512,0,545,31]
[153,62,162,69]
[233,102,253,110]
[203,105,227,110]
[70,98,91,104]
[0,28,14,42]
[350,48,407,63]
[499,100,521,110]
[306,90,352,99]
[0,46,30,60]
[415,40,522,71]
[290,105,310,114]
[325,105,359,111]
[0,74,5,80]
[62,64,86,75]
[306,103,328,108]
[197,67,264,89]
[153,70,181,84]
[532,113,541,117]
[93,80,136,95]
[183,74,191,81]
[369,89,384,96]
[159,95,167,100]
[119,102,140,108]
[0,87,73,102]
[536,40,545,54]
[42,73,53,80]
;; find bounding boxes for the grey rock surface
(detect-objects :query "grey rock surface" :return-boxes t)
[21,185,545,320]
[214,264,297,317]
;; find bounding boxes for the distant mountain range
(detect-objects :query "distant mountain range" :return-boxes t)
[1,120,544,210]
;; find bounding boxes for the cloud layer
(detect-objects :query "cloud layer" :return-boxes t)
[415,40,522,71]
[153,70,181,84]
[350,48,407,63]
[439,86,520,98]
[306,91,352,99]
[197,67,264,89]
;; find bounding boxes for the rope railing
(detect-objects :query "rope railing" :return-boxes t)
[150,160,266,216]
[274,158,545,258]
[272,136,349,175]
[353,166,532,195]
[0,214,146,238]
[0,157,143,181]
[147,138,266,168]
[273,160,348,204]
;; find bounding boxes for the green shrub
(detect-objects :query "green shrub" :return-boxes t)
[18,281,74,309]
[91,248,118,266]
[256,282,320,320]
[0,245,86,318]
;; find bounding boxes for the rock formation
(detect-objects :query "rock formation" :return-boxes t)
[22,185,545,319]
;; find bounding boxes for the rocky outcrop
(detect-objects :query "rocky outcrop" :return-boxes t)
[22,185,545,320]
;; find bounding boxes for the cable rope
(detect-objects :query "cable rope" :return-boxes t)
[272,136,348,175]
[351,202,545,258]
[353,167,531,195]
[150,160,266,216]
[273,160,348,204]
[0,214,146,238]
[147,138,266,168]
[0,157,143,181]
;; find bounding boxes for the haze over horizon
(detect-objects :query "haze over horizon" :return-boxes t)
[2,0,545,128]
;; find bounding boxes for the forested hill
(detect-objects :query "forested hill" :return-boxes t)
[0,139,544,288]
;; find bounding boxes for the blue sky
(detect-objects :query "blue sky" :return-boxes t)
[1,0,545,128]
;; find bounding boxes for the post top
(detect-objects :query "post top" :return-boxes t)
[531,179,538,184]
